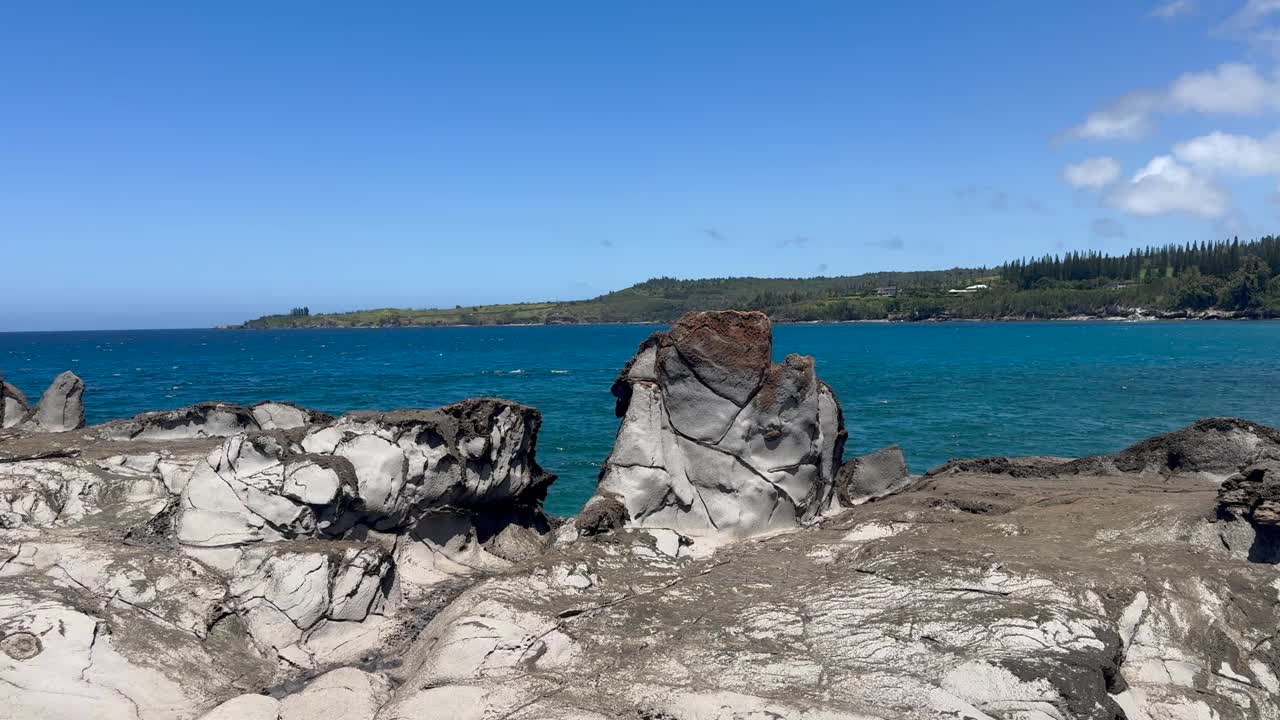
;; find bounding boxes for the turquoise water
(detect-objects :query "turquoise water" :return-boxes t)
[2,322,1279,516]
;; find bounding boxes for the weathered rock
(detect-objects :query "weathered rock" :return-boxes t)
[929,417,1280,482]
[834,444,916,506]
[387,459,1280,720]
[197,694,281,720]
[251,401,334,430]
[104,401,265,441]
[590,311,846,538]
[23,371,85,432]
[175,399,554,570]
[228,543,395,668]
[279,667,392,720]
[1,378,29,429]
[575,494,629,536]
[0,392,559,717]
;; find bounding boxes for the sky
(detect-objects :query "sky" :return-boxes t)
[4,1,1280,330]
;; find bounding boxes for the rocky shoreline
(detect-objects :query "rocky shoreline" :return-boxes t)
[224,308,1271,330]
[3,310,1280,720]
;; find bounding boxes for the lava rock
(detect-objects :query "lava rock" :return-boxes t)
[589,311,846,537]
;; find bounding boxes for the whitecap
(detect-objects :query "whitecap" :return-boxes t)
[550,370,569,375]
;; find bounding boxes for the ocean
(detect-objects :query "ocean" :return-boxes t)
[2,321,1278,516]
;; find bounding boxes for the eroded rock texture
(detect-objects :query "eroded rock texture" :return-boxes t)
[591,311,847,537]
[393,463,1280,720]
[0,394,555,718]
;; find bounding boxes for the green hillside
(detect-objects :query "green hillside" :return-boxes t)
[237,237,1280,328]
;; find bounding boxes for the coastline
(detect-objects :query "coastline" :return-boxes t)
[220,310,1275,330]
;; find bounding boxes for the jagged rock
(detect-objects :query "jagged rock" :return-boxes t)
[0,393,558,717]
[835,445,916,506]
[175,399,554,572]
[1218,456,1280,525]
[22,371,84,432]
[1,378,29,429]
[589,311,846,538]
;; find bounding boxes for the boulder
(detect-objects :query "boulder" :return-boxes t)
[23,371,84,432]
[1,378,29,429]
[279,667,392,720]
[251,401,334,430]
[1218,456,1280,525]
[834,445,916,506]
[589,311,846,537]
[175,399,555,567]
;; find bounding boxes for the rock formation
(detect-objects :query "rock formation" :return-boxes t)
[589,311,846,537]
[0,376,29,429]
[0,393,556,718]
[834,444,916,506]
[1,371,86,433]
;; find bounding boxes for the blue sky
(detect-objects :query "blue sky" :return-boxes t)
[4,1,1280,330]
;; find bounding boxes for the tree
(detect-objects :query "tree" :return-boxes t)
[289,306,310,317]
[1218,255,1271,311]
[1173,267,1217,310]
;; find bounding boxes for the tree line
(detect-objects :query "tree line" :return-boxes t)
[1000,237,1280,287]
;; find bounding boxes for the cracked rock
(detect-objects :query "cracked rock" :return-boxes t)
[588,311,847,538]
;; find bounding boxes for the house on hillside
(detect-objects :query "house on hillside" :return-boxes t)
[875,286,898,297]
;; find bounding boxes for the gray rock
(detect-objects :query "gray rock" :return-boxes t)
[835,444,916,506]
[575,494,629,536]
[387,460,1280,720]
[590,311,847,538]
[105,401,264,441]
[23,371,84,432]
[251,401,334,430]
[1,378,30,429]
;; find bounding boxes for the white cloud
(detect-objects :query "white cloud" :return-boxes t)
[1219,0,1280,32]
[1173,130,1280,174]
[1067,92,1160,140]
[1169,63,1274,114]
[1062,157,1122,188]
[1108,156,1228,217]
[1151,0,1195,20]
[1065,63,1278,141]
[1217,0,1280,52]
